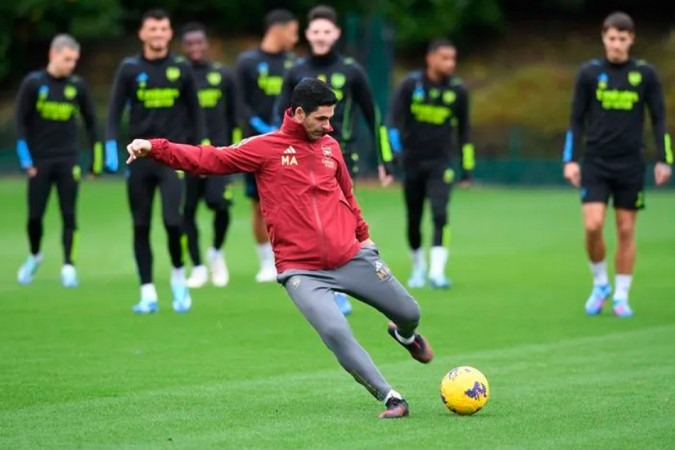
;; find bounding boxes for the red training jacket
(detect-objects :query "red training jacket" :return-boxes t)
[147,111,369,273]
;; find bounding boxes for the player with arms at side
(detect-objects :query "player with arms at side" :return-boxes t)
[181,22,239,288]
[275,4,395,315]
[106,9,209,313]
[126,79,433,419]
[15,34,105,287]
[234,9,298,283]
[388,39,474,289]
[563,12,672,317]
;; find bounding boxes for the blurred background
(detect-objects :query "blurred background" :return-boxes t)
[0,0,673,185]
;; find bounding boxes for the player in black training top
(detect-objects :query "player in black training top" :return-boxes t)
[388,39,473,291]
[15,34,103,288]
[180,22,238,289]
[234,9,298,284]
[276,5,394,185]
[562,12,672,318]
[106,9,208,314]
[274,5,394,316]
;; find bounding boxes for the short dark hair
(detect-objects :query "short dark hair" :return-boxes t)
[141,8,170,25]
[602,11,634,33]
[180,22,206,39]
[427,38,455,54]
[308,5,338,26]
[264,9,296,32]
[290,79,337,114]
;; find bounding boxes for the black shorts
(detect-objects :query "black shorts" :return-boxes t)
[244,172,259,200]
[185,173,232,210]
[581,158,646,210]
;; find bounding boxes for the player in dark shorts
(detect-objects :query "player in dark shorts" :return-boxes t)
[388,39,474,290]
[106,9,208,313]
[15,34,104,287]
[234,9,298,283]
[181,22,238,289]
[562,12,672,317]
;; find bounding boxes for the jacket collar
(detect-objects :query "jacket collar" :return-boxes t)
[280,109,310,140]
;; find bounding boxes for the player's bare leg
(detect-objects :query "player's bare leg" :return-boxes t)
[612,209,637,317]
[252,200,276,282]
[582,203,611,315]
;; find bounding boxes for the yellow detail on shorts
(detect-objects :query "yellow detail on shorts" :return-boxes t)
[72,165,81,182]
[223,185,233,200]
[232,127,243,144]
[635,191,645,208]
[444,168,455,184]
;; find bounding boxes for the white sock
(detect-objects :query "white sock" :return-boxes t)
[256,242,273,264]
[429,246,448,278]
[171,267,185,284]
[614,274,632,300]
[394,329,415,345]
[589,260,609,286]
[191,264,207,273]
[383,389,403,404]
[140,283,157,301]
[207,247,221,258]
[31,252,43,262]
[411,248,426,270]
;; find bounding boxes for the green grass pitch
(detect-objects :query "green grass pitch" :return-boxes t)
[1,179,674,449]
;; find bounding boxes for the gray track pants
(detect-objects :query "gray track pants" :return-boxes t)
[277,246,421,401]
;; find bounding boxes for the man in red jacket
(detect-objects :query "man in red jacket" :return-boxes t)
[125,78,432,419]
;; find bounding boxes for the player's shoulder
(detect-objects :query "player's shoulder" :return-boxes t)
[67,74,87,87]
[400,70,423,86]
[171,54,191,68]
[342,55,365,71]
[21,70,45,85]
[120,55,143,68]
[448,75,466,88]
[632,58,658,74]
[578,58,604,73]
[236,49,261,64]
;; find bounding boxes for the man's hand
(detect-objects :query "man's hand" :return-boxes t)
[378,164,394,187]
[654,162,672,186]
[563,162,581,187]
[126,139,152,164]
[360,238,376,248]
[26,167,37,178]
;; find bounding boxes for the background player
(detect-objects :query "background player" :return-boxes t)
[388,39,473,289]
[181,22,238,288]
[562,11,672,317]
[275,4,395,314]
[125,78,433,419]
[15,34,104,287]
[106,9,208,313]
[234,9,298,283]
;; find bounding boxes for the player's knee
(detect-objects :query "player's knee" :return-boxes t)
[616,221,635,242]
[164,223,182,237]
[432,211,448,228]
[320,323,352,348]
[62,213,76,230]
[396,294,421,329]
[583,216,604,234]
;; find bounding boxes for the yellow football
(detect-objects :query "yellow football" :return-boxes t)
[440,366,490,415]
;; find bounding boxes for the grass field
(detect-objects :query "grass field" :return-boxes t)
[1,179,674,449]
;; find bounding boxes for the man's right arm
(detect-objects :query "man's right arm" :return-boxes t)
[235,55,275,134]
[146,137,264,176]
[14,75,36,170]
[563,65,591,164]
[104,61,130,172]
[387,77,411,157]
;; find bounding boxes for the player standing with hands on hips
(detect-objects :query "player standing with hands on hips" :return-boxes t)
[125,79,433,419]
[562,12,672,317]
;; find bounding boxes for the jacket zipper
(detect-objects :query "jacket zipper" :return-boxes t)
[309,143,328,267]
